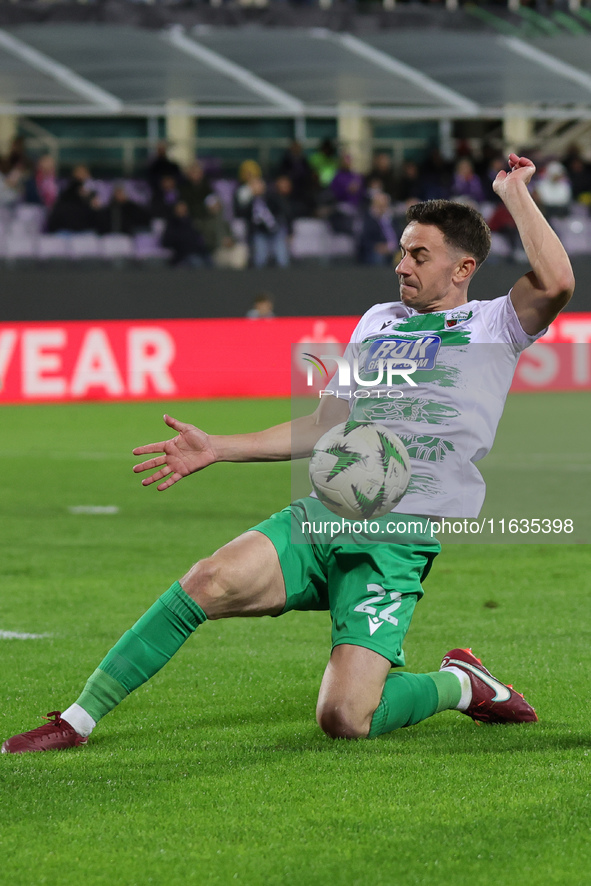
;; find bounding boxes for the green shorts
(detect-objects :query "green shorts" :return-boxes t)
[250,497,440,666]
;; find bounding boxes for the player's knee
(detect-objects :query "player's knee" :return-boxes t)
[181,557,229,618]
[316,702,369,740]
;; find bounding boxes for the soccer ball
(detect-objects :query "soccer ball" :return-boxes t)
[309,421,411,520]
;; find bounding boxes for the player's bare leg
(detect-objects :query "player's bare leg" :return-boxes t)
[317,644,468,741]
[316,645,391,739]
[316,644,538,742]
[180,530,286,619]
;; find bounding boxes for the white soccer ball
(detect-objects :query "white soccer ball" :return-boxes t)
[309,421,411,520]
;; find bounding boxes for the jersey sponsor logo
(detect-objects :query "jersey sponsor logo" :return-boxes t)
[366,336,441,372]
[445,310,473,328]
[398,433,455,463]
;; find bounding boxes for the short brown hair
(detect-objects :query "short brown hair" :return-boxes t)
[406,200,492,268]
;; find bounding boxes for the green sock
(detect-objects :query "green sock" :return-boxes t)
[368,670,461,738]
[431,669,462,713]
[76,581,206,723]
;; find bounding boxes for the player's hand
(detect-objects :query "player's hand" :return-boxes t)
[492,153,536,198]
[132,414,216,491]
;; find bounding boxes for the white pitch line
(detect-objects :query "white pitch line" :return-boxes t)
[0,630,52,640]
[68,505,120,514]
[0,452,130,461]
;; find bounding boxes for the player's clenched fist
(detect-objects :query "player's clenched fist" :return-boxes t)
[493,153,536,198]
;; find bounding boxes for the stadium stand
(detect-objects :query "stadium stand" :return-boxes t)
[1,10,591,266]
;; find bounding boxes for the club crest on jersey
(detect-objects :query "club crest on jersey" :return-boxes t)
[445,309,473,328]
[366,336,441,371]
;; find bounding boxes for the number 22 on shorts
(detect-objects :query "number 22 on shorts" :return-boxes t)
[354,584,402,627]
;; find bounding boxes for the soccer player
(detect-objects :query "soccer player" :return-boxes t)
[2,155,574,753]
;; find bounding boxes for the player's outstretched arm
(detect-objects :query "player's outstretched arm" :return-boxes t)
[493,153,575,334]
[132,414,218,490]
[133,396,350,491]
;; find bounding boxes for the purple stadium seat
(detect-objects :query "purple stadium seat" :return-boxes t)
[14,204,46,233]
[5,232,38,259]
[230,218,247,243]
[133,233,171,261]
[550,217,591,255]
[70,233,101,260]
[479,202,496,222]
[290,219,331,259]
[570,202,588,220]
[101,234,134,260]
[489,232,511,258]
[38,235,71,259]
[326,232,356,258]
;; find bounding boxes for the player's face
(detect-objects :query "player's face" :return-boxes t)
[396,222,465,312]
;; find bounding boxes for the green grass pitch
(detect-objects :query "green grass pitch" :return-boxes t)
[0,395,589,886]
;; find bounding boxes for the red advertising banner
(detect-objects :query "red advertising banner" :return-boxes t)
[0,316,357,404]
[1,313,590,404]
[512,312,591,391]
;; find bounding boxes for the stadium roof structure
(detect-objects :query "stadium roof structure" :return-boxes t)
[2,23,591,120]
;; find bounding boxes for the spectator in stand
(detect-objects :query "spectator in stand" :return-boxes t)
[565,155,591,206]
[364,176,386,207]
[454,138,474,162]
[272,175,297,229]
[234,159,264,216]
[365,152,397,201]
[357,191,398,266]
[6,135,32,173]
[331,153,364,210]
[96,183,152,235]
[279,140,316,217]
[481,154,507,203]
[46,165,100,233]
[535,160,572,219]
[420,147,453,200]
[235,176,291,269]
[309,138,339,189]
[478,152,519,259]
[246,292,275,318]
[0,159,23,207]
[161,201,210,268]
[24,154,59,208]
[151,175,180,222]
[451,158,485,204]
[329,153,364,234]
[179,160,213,224]
[395,160,424,203]
[392,196,420,241]
[487,203,521,260]
[196,193,248,270]
[473,142,499,183]
[146,141,181,195]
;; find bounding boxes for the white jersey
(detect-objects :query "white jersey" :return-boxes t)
[328,295,544,518]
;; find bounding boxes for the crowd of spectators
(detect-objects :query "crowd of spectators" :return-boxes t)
[2,134,591,267]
